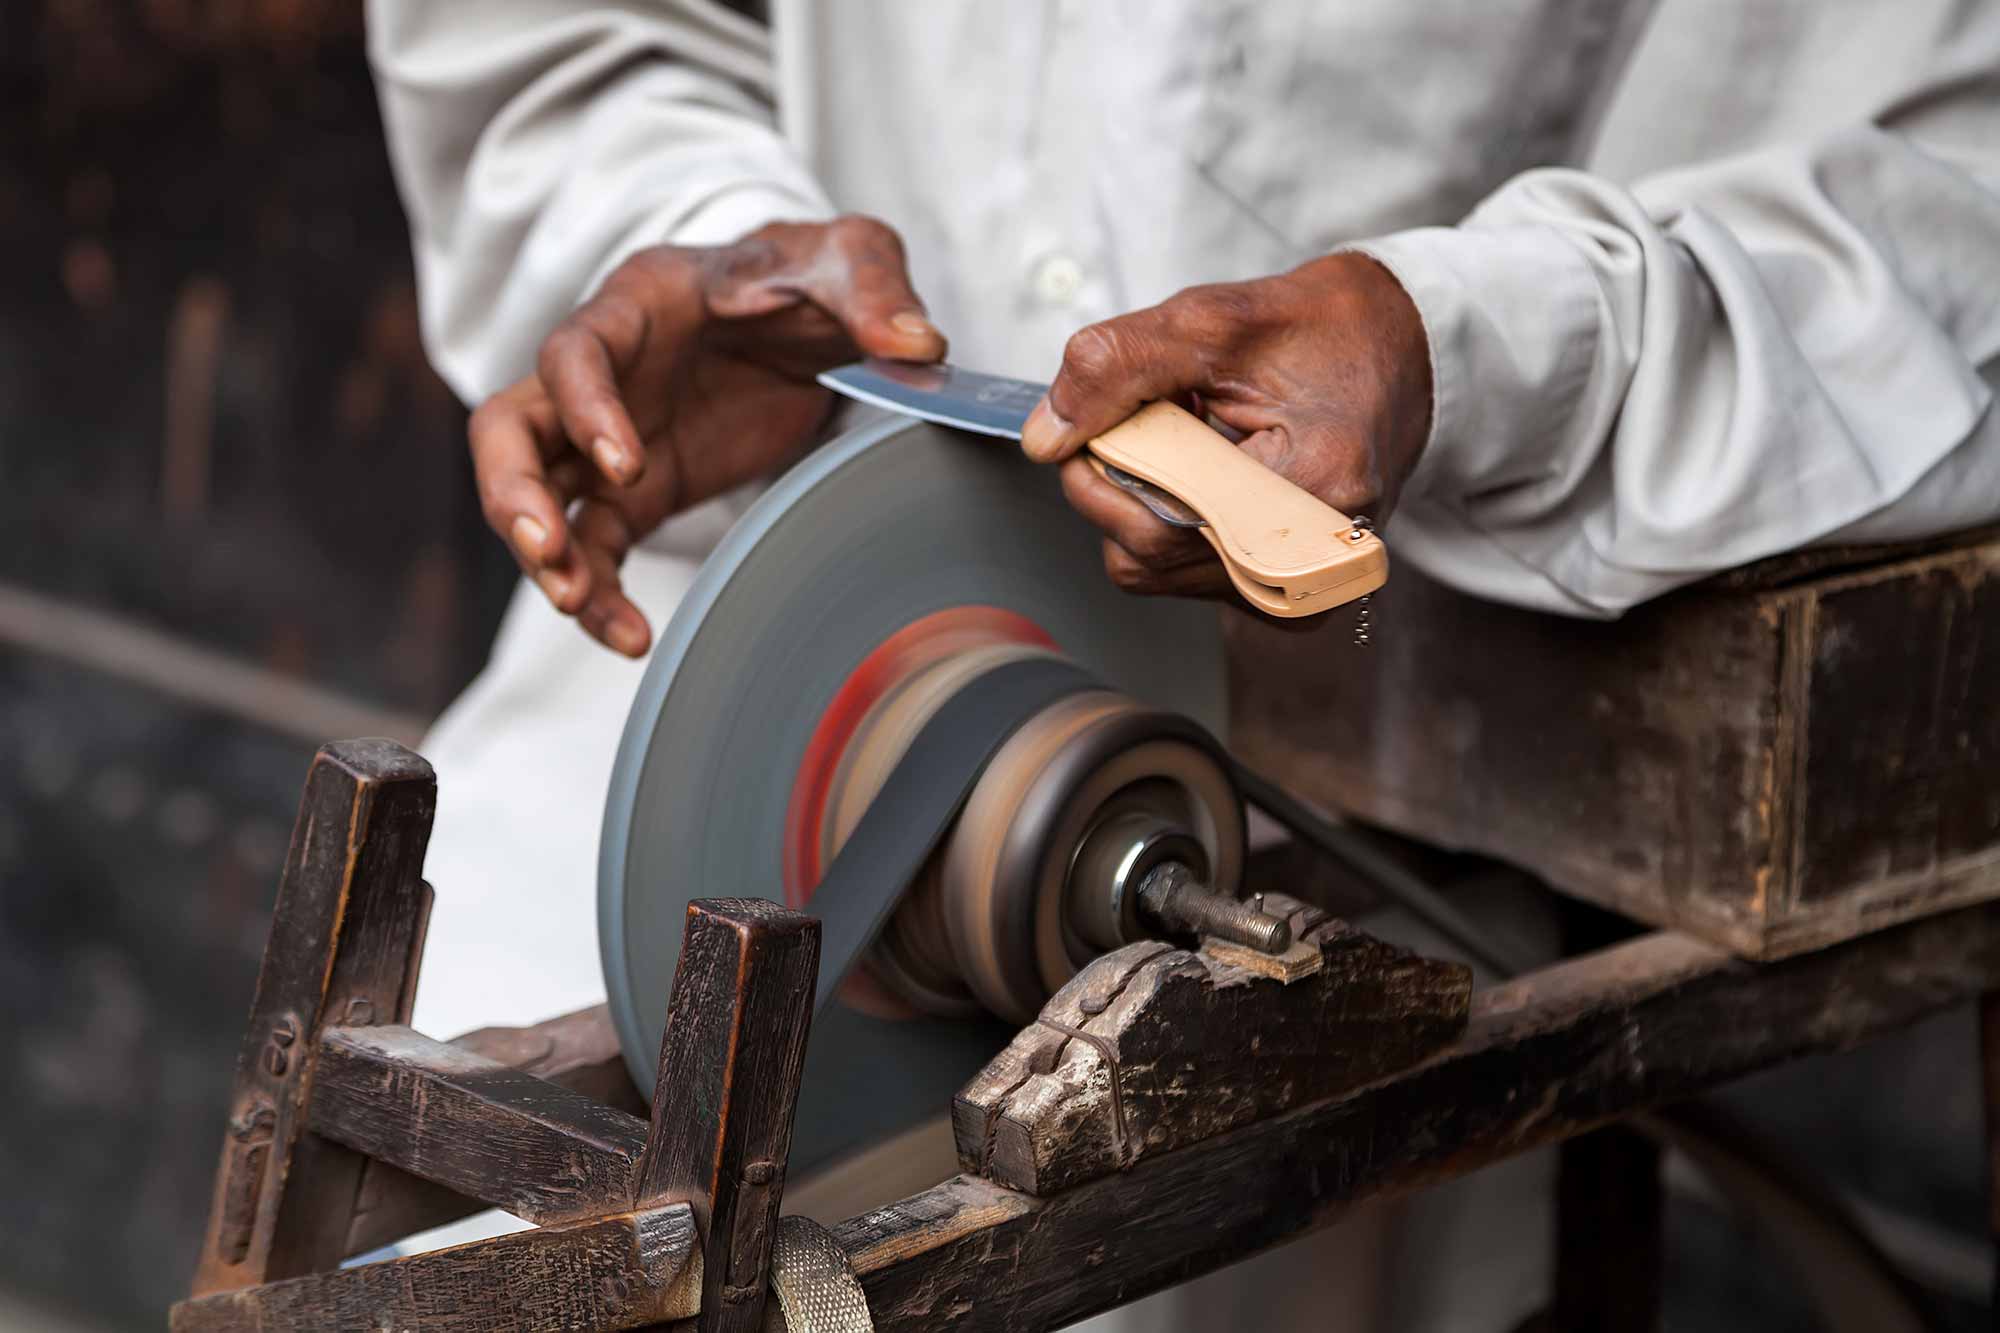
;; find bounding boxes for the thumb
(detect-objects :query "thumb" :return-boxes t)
[848,304,949,363]
[706,215,949,362]
[798,216,948,362]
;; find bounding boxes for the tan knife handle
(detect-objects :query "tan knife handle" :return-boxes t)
[1085,400,1388,618]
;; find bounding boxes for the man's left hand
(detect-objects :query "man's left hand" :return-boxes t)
[1019,252,1431,603]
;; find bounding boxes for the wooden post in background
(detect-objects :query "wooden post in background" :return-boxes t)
[1551,1127,1664,1331]
[1548,897,1663,1333]
[637,899,820,1333]
[1981,990,2000,1318]
[189,739,436,1294]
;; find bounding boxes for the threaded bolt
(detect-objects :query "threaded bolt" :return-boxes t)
[1137,862,1293,955]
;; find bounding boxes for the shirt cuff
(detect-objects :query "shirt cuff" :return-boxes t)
[1339,223,1607,512]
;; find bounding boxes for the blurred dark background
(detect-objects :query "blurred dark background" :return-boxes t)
[0,6,1987,1332]
[0,7,513,1327]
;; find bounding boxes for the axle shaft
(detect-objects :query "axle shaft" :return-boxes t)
[1137,861,1292,955]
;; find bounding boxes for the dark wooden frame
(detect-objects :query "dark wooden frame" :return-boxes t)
[177,741,819,1333]
[174,739,2000,1331]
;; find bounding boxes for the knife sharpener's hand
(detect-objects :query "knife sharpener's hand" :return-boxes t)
[468,216,946,657]
[1021,252,1428,618]
[1085,405,1387,617]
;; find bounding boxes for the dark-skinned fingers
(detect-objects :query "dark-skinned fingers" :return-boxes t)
[501,485,590,613]
[528,549,591,616]
[1058,456,1211,570]
[714,216,945,364]
[1233,423,1386,519]
[537,297,652,487]
[686,224,793,317]
[1023,286,1257,463]
[575,563,650,657]
[633,375,824,517]
[810,216,946,361]
[526,491,598,615]
[570,500,650,657]
[546,454,590,509]
[1100,539,1232,598]
[1103,539,1348,635]
[1101,537,1329,634]
[586,415,684,531]
[570,497,637,565]
[469,380,572,570]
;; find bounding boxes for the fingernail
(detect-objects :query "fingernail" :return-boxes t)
[511,515,548,563]
[535,568,573,606]
[592,435,634,481]
[891,310,938,340]
[608,615,649,657]
[1020,398,1073,462]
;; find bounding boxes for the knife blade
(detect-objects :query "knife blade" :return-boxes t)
[818,359,1205,528]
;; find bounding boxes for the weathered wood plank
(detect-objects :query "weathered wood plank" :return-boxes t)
[637,899,819,1333]
[955,898,1471,1194]
[1789,546,2000,912]
[1230,563,1789,953]
[341,1004,642,1258]
[453,1003,645,1116]
[190,739,436,1295]
[843,898,2000,1332]
[1230,527,2000,959]
[311,1024,647,1226]
[1710,522,2000,592]
[172,1203,699,1332]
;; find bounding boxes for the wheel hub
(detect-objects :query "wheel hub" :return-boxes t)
[794,607,1247,1026]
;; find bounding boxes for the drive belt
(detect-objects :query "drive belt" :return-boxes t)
[774,657,1101,1328]
[768,1215,874,1332]
[805,654,1101,1013]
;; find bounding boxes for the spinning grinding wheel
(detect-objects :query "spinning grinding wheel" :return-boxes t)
[601,412,1275,1173]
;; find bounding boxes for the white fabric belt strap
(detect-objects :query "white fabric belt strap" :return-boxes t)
[768,1215,874,1332]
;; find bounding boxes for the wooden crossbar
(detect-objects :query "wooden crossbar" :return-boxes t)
[312,1024,650,1225]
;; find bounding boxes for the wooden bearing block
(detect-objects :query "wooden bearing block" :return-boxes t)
[953,896,1471,1196]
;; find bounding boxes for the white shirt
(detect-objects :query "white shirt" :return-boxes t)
[373,0,2000,619]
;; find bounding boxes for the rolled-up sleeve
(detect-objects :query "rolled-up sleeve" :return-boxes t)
[1349,113,2000,617]
[368,0,834,403]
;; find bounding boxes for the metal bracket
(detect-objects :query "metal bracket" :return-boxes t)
[1035,1016,1128,1152]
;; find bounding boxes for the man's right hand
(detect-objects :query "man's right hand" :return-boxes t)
[470,216,945,657]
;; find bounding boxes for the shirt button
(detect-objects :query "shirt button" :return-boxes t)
[1033,254,1084,305]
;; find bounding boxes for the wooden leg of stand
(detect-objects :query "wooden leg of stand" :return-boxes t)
[1542,894,1662,1333]
[1550,1125,1663,1332]
[189,739,436,1295]
[1981,990,2000,1322]
[637,899,820,1333]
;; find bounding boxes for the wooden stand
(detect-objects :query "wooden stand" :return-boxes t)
[174,739,2000,1331]
[175,740,817,1332]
